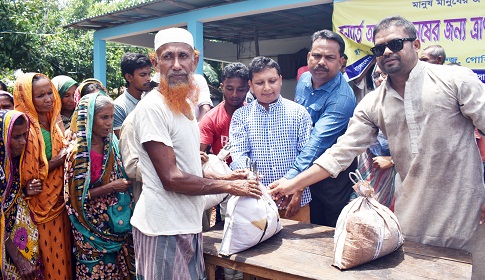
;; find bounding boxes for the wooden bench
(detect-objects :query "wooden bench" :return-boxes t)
[203,219,472,280]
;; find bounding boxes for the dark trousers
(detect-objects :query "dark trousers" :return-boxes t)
[309,158,357,227]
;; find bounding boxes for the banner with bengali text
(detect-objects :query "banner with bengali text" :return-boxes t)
[333,0,485,83]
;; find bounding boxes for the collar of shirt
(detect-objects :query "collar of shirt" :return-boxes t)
[296,72,344,104]
[304,71,343,94]
[124,88,140,106]
[383,61,425,101]
[254,95,283,112]
[408,60,425,82]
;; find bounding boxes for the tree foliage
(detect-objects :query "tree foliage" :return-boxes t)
[0,0,149,92]
[0,0,221,94]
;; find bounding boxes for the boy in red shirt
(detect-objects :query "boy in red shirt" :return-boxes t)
[199,62,249,164]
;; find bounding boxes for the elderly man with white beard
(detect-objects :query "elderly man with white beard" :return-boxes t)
[129,28,262,279]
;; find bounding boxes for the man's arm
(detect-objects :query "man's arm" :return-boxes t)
[198,104,212,122]
[200,143,209,152]
[270,164,331,200]
[228,109,251,170]
[457,67,485,134]
[273,97,380,198]
[296,109,312,153]
[453,67,485,225]
[195,74,213,121]
[481,202,485,225]
[119,115,141,182]
[198,111,214,153]
[278,108,312,217]
[143,141,261,198]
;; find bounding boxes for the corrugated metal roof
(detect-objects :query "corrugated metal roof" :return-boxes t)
[65,0,246,30]
[65,0,333,43]
[203,5,333,43]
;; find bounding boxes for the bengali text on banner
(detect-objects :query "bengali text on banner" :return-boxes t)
[333,0,485,83]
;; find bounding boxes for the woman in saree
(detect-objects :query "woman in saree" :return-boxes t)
[0,110,44,279]
[13,73,72,279]
[51,75,78,131]
[0,91,14,110]
[73,78,108,104]
[65,92,135,279]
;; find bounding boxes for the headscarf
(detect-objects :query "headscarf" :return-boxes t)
[13,73,66,224]
[73,78,107,104]
[0,110,29,267]
[0,91,14,104]
[51,75,78,99]
[65,92,133,257]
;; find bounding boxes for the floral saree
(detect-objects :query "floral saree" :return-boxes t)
[64,92,135,279]
[0,110,43,279]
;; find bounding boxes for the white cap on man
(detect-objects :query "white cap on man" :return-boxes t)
[154,27,194,51]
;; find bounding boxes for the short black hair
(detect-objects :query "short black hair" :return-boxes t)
[222,62,249,83]
[0,81,7,91]
[311,30,346,57]
[120,52,152,87]
[248,56,281,80]
[373,16,417,42]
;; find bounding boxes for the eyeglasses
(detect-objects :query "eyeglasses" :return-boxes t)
[370,38,415,57]
[372,72,387,81]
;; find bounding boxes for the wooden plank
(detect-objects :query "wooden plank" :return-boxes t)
[205,263,216,280]
[205,254,312,280]
[203,219,472,279]
[402,240,471,264]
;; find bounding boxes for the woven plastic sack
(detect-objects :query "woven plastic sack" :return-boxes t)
[333,171,404,269]
[202,149,231,210]
[219,179,282,256]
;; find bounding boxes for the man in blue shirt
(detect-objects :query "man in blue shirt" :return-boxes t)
[274,30,357,227]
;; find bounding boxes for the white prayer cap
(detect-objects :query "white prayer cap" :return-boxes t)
[154,27,194,51]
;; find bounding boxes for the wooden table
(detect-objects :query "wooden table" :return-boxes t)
[203,219,472,280]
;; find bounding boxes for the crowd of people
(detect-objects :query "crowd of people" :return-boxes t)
[0,15,484,280]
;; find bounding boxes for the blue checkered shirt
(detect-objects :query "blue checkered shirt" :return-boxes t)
[229,96,312,206]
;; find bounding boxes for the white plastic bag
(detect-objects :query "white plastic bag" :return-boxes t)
[333,171,404,269]
[219,182,282,256]
[202,151,231,211]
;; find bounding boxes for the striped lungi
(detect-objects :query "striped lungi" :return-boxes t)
[132,227,206,279]
[357,149,396,210]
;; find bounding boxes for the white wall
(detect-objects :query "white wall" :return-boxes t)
[281,78,298,100]
[204,35,310,62]
[204,36,309,100]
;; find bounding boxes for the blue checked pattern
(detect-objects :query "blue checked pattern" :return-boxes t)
[229,96,313,206]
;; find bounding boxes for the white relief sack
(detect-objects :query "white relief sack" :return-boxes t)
[333,171,404,270]
[219,165,282,256]
[202,147,231,211]
[219,184,282,256]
